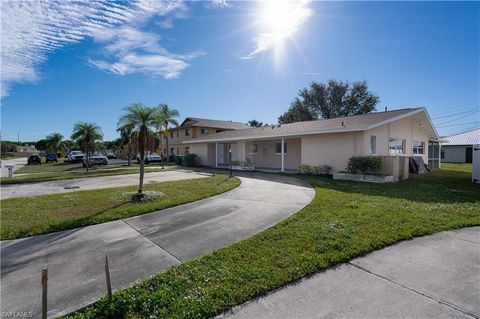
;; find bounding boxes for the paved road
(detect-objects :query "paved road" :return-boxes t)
[0,173,314,318]
[0,170,205,199]
[0,157,27,177]
[219,227,480,319]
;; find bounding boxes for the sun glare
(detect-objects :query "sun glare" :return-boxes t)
[250,0,312,63]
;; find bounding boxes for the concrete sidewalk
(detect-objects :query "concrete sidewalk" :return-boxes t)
[0,173,314,318]
[219,227,480,319]
[0,170,206,199]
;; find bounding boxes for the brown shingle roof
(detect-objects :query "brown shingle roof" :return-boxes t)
[180,117,250,130]
[188,108,427,143]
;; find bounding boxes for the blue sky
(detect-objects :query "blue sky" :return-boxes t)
[1,1,479,141]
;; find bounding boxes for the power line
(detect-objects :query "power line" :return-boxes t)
[435,110,480,126]
[432,106,479,120]
[436,121,479,128]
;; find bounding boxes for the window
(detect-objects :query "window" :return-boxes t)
[185,128,190,136]
[170,147,174,154]
[249,144,258,154]
[170,131,173,138]
[275,142,287,154]
[177,148,179,154]
[200,128,209,134]
[412,140,425,154]
[370,136,376,154]
[389,138,405,155]
[176,130,179,137]
[185,147,190,154]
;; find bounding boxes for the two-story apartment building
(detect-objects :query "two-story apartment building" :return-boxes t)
[159,117,249,156]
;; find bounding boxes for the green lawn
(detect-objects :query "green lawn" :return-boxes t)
[441,162,472,173]
[1,166,174,184]
[67,164,479,319]
[1,175,240,240]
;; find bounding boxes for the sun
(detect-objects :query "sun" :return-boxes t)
[250,0,312,63]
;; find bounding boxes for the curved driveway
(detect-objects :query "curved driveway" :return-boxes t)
[0,173,314,318]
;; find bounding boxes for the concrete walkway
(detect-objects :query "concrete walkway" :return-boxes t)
[0,173,314,318]
[220,227,480,319]
[0,170,206,199]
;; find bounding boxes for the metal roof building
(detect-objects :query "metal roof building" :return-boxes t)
[442,128,480,146]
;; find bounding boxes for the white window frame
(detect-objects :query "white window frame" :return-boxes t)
[248,144,258,154]
[370,135,376,155]
[412,140,425,155]
[200,128,209,135]
[389,138,405,155]
[275,142,287,154]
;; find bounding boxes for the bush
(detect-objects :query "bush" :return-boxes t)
[298,164,332,176]
[183,153,201,167]
[347,156,382,174]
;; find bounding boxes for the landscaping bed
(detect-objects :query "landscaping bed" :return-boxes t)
[66,164,479,319]
[0,175,240,240]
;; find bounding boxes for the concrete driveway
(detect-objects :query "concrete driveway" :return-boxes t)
[0,173,314,318]
[0,170,206,199]
[220,227,480,319]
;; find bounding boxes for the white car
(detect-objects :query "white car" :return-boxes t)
[137,152,162,164]
[82,152,108,167]
[68,150,84,162]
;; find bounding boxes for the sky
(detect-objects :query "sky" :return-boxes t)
[1,0,479,142]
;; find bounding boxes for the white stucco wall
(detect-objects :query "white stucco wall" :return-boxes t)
[301,132,363,173]
[245,138,301,170]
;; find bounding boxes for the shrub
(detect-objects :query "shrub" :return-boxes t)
[183,153,201,167]
[347,156,382,174]
[298,164,332,176]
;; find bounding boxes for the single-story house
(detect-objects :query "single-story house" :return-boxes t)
[441,128,480,163]
[187,107,440,176]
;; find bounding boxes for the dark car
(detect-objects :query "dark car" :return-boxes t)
[104,152,116,159]
[27,154,42,165]
[46,153,58,163]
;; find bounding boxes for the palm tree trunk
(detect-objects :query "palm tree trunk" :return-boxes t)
[127,143,131,166]
[86,142,89,172]
[166,134,169,163]
[138,129,146,194]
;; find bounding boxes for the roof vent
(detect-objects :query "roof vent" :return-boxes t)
[385,106,388,112]
[271,125,275,129]
[341,121,345,127]
[277,124,281,128]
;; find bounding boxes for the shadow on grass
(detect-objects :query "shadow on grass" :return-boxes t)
[297,169,479,204]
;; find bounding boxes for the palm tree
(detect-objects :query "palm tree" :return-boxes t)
[46,132,64,154]
[117,123,134,166]
[71,122,103,172]
[118,103,157,194]
[156,104,179,163]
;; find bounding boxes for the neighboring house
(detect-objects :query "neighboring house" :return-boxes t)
[16,145,38,153]
[187,108,440,174]
[159,117,250,156]
[441,128,480,163]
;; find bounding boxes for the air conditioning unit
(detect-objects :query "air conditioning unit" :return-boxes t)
[473,144,480,184]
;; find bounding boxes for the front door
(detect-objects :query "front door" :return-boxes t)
[466,147,473,163]
[218,144,224,165]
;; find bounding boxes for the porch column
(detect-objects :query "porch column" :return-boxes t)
[215,142,218,167]
[281,137,285,172]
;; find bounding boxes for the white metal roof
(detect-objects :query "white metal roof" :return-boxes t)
[442,128,480,146]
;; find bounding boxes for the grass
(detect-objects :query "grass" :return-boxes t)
[66,164,479,319]
[0,175,240,240]
[1,165,175,184]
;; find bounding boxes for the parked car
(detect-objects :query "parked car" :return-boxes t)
[82,152,108,167]
[45,153,58,163]
[104,151,116,159]
[27,154,42,165]
[68,150,84,162]
[136,152,162,164]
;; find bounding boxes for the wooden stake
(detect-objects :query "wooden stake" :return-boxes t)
[41,268,48,319]
[105,254,112,301]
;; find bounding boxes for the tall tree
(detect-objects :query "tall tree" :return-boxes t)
[278,80,379,124]
[155,104,179,162]
[71,122,102,172]
[247,120,269,127]
[45,132,63,154]
[118,103,157,194]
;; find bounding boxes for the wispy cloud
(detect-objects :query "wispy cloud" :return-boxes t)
[244,0,312,59]
[0,0,198,97]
